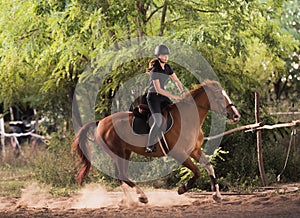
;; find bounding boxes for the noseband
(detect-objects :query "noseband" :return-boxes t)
[209,88,236,117]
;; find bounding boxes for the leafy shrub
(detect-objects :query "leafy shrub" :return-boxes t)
[32,132,78,188]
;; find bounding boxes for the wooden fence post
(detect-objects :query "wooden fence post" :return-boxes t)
[255,92,267,186]
[0,116,5,157]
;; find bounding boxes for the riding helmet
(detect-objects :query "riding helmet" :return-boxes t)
[154,44,170,56]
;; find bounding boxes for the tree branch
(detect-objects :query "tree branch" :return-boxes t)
[18,28,39,40]
[146,5,164,23]
[196,9,219,13]
[166,17,184,24]
[190,0,219,13]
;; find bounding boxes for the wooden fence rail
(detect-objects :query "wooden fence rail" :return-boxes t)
[204,120,300,141]
[0,117,51,156]
[0,131,51,140]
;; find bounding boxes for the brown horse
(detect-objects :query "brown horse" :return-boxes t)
[72,80,240,205]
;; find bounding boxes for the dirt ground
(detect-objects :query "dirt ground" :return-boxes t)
[0,183,300,218]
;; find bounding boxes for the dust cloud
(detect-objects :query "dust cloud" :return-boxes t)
[71,183,120,208]
[16,183,197,209]
[17,183,52,208]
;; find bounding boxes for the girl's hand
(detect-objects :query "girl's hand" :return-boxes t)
[172,95,182,101]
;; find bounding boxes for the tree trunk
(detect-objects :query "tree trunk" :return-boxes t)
[273,78,287,100]
[136,1,148,43]
[159,0,168,36]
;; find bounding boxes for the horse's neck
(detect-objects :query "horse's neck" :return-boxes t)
[193,91,210,126]
[173,91,209,127]
[198,108,209,126]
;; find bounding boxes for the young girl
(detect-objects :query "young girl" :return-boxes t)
[145,44,184,153]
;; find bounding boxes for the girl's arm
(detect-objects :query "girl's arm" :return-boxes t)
[170,73,184,94]
[153,79,181,100]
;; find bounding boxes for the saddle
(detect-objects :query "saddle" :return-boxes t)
[132,103,173,135]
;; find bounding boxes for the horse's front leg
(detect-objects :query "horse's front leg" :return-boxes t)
[119,181,137,207]
[135,186,148,204]
[199,153,222,202]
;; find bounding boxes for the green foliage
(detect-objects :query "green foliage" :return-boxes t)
[0,0,297,120]
[165,148,229,191]
[32,132,78,188]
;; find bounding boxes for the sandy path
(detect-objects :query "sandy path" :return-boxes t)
[1,183,300,217]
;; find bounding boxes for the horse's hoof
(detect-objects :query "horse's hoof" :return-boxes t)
[212,194,222,203]
[118,199,126,208]
[178,185,187,195]
[119,199,139,208]
[139,197,148,204]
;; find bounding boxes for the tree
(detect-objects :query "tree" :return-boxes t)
[0,0,297,127]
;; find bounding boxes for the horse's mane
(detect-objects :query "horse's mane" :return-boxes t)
[182,80,220,100]
[167,80,220,110]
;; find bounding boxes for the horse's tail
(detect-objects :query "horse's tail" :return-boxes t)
[72,121,98,186]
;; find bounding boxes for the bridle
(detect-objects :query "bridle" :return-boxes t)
[209,88,236,117]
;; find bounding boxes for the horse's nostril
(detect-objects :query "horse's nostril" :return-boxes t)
[233,114,240,121]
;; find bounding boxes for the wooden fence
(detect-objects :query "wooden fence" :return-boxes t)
[0,116,51,156]
[204,92,299,186]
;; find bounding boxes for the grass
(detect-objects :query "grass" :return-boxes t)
[0,165,34,198]
[0,180,30,198]
[0,145,38,198]
[0,133,80,198]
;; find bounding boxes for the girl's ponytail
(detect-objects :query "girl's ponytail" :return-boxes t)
[146,58,159,74]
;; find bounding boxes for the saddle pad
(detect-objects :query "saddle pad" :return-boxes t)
[132,112,173,135]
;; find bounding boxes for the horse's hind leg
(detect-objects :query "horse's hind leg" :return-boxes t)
[199,153,222,202]
[116,149,148,205]
[177,158,201,195]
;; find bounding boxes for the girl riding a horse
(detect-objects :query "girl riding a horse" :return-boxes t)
[145,44,184,153]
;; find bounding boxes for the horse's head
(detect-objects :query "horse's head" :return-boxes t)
[203,80,241,123]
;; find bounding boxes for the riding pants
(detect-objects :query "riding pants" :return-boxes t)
[146,93,172,146]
